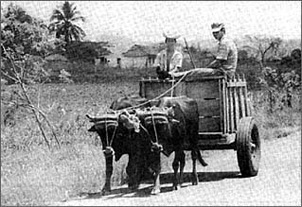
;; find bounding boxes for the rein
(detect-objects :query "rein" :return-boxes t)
[151,109,159,144]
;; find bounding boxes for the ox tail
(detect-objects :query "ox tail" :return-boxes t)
[196,149,208,167]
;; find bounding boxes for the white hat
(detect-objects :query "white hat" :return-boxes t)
[211,23,225,32]
[163,31,181,39]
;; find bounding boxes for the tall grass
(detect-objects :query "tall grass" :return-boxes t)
[1,81,139,206]
[1,144,105,206]
[251,90,301,140]
[1,64,300,205]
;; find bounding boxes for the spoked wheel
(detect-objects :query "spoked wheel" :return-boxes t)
[236,117,261,177]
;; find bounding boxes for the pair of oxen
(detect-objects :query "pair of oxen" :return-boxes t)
[86,95,208,195]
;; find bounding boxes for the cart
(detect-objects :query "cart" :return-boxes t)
[139,74,261,177]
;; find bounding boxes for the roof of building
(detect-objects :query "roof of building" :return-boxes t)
[122,44,160,57]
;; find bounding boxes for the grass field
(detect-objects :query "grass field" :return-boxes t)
[1,74,300,205]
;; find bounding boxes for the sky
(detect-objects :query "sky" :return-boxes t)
[1,1,301,44]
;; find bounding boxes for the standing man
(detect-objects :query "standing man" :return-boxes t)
[154,32,183,80]
[207,23,238,78]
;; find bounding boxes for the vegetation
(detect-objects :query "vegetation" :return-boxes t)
[1,1,301,206]
[65,41,112,63]
[48,1,86,45]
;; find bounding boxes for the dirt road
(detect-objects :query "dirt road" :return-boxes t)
[55,131,301,206]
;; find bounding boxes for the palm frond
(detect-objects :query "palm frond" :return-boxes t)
[62,1,75,19]
[50,9,65,22]
[70,16,85,22]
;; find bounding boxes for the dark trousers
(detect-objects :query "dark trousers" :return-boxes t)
[156,68,171,80]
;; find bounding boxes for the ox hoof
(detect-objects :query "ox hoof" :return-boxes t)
[128,182,139,191]
[191,174,199,185]
[128,186,139,192]
[101,189,111,196]
[151,188,160,195]
[172,185,179,191]
[192,180,199,186]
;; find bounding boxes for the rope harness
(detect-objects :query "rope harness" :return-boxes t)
[115,70,191,112]
[88,112,118,157]
[88,70,194,155]
[151,109,159,144]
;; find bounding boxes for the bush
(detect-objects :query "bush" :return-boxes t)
[251,90,301,140]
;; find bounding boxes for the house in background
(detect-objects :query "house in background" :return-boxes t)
[122,44,160,68]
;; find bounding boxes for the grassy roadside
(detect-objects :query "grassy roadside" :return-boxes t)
[1,143,105,205]
[251,90,301,140]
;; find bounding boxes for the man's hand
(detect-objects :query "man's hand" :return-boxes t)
[207,59,218,68]
[156,66,161,73]
[168,71,174,77]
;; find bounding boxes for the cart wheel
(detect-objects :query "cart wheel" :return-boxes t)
[236,117,261,177]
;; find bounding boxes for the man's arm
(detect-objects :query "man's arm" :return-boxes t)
[169,52,183,73]
[209,41,229,69]
[207,58,226,69]
[154,51,162,66]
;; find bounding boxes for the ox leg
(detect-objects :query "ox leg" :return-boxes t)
[150,153,161,195]
[102,155,113,195]
[191,150,199,185]
[127,154,140,191]
[151,170,161,195]
[172,151,180,190]
[179,150,185,187]
[173,150,185,190]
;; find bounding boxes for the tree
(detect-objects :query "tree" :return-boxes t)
[49,1,86,45]
[65,41,112,63]
[3,3,33,23]
[240,35,301,111]
[243,35,282,68]
[1,3,60,148]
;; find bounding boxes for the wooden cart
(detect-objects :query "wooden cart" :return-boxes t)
[139,74,261,177]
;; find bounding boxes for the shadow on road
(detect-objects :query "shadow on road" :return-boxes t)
[77,171,241,200]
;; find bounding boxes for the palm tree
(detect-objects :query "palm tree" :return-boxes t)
[49,1,86,45]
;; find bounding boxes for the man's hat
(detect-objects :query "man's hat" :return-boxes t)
[211,23,225,32]
[163,31,181,40]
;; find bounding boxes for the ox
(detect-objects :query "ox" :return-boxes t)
[120,96,208,195]
[87,95,151,194]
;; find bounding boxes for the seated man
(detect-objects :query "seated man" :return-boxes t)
[168,23,237,80]
[154,32,183,80]
[207,23,238,79]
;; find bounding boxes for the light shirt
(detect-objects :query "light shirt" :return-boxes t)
[216,36,238,71]
[154,49,183,73]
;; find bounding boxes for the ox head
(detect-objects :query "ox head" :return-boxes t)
[118,110,141,133]
[87,109,146,160]
[87,113,119,157]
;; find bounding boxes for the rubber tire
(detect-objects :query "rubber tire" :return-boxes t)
[236,117,261,177]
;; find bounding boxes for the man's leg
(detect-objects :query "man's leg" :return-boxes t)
[225,71,235,79]
[157,69,170,79]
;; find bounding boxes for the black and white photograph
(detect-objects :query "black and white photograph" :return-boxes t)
[1,1,301,206]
